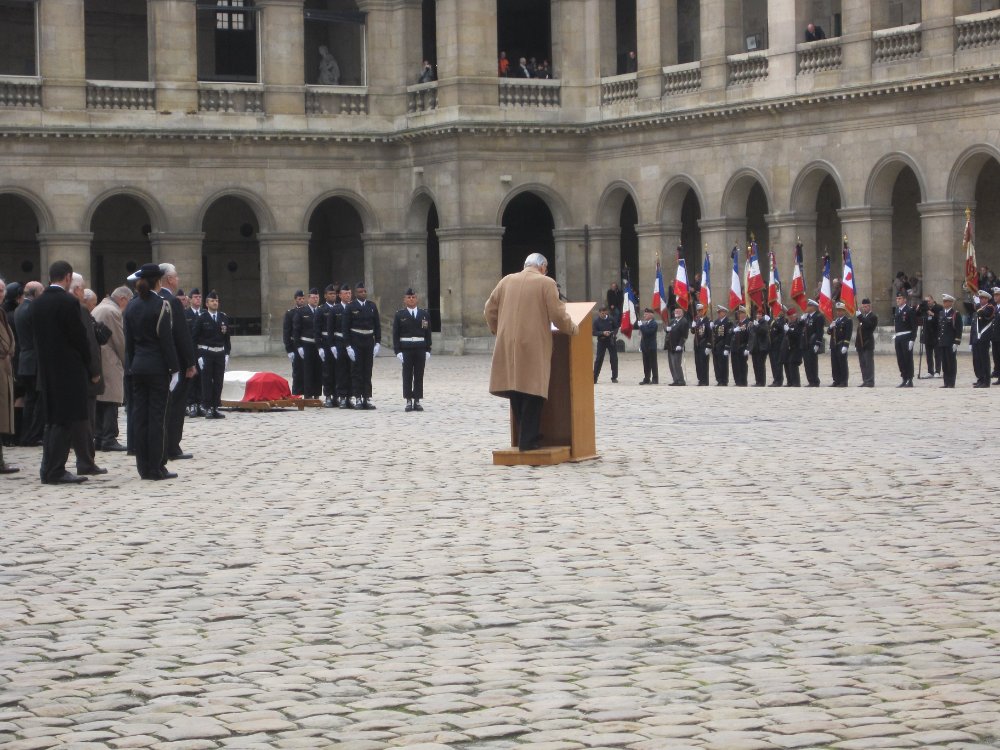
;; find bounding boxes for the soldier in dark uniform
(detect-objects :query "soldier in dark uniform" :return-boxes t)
[892,289,918,387]
[316,283,339,407]
[710,305,732,386]
[730,306,750,386]
[283,290,305,395]
[664,306,689,386]
[184,288,204,416]
[637,308,658,384]
[345,280,380,409]
[330,284,353,408]
[592,306,619,383]
[192,290,231,419]
[294,288,322,398]
[936,293,962,388]
[971,289,994,388]
[917,294,943,377]
[767,306,785,386]
[781,306,804,387]
[854,297,878,387]
[158,263,197,461]
[749,307,770,387]
[392,288,432,411]
[802,299,825,386]
[691,303,711,386]
[992,287,1000,384]
[828,301,853,386]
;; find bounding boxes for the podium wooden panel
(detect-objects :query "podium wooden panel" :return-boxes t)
[493,302,598,466]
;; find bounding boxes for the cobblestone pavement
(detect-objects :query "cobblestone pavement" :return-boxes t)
[1,353,998,750]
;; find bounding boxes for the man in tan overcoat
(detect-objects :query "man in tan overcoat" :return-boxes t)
[485,252,577,450]
[92,286,132,452]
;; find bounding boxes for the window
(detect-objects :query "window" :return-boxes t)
[85,0,149,81]
[197,1,259,82]
[304,0,367,86]
[0,0,38,77]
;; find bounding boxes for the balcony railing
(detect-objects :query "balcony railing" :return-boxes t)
[797,38,843,74]
[406,81,438,113]
[873,24,922,63]
[0,77,41,108]
[727,53,769,86]
[662,62,702,95]
[305,85,368,115]
[86,81,155,111]
[499,78,561,108]
[198,84,265,113]
[601,73,638,104]
[956,9,1000,51]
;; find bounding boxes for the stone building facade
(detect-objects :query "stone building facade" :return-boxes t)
[1,0,1000,351]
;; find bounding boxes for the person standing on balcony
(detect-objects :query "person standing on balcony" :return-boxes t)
[498,51,510,77]
[805,23,826,42]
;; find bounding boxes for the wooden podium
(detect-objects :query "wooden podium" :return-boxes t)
[493,302,599,466]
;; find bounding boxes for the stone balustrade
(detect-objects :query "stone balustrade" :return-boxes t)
[305,86,369,115]
[198,84,265,114]
[797,38,843,75]
[956,9,1000,51]
[499,79,561,108]
[601,73,638,105]
[406,82,438,113]
[86,82,156,111]
[873,24,922,63]
[662,62,702,95]
[0,77,42,108]
[727,53,769,86]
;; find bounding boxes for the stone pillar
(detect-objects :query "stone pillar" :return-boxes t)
[149,0,199,112]
[921,0,958,67]
[838,207,893,318]
[38,0,86,110]
[700,0,741,91]
[659,0,679,66]
[588,226,622,304]
[765,212,817,299]
[259,232,311,342]
[149,232,205,296]
[435,0,498,108]
[554,228,587,302]
[37,233,93,283]
[361,231,426,330]
[258,0,306,115]
[918,201,966,300]
[359,0,418,117]
[435,226,504,350]
[767,0,797,85]
[635,0,664,100]
[552,0,602,109]
[697,217,744,312]
[635,223,675,303]
[840,0,873,84]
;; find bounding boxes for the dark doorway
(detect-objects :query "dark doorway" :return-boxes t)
[0,195,41,285]
[891,167,922,282]
[308,197,365,291]
[677,0,701,64]
[90,195,152,298]
[85,0,149,81]
[422,0,437,73]
[197,0,258,82]
[815,173,843,276]
[426,204,441,332]
[501,192,555,278]
[202,196,262,335]
[497,0,551,71]
[616,0,637,73]
[619,195,639,291]
[974,157,1000,274]
[681,188,702,272]
[746,182,770,281]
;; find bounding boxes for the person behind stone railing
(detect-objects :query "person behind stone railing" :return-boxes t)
[536,60,553,79]
[498,51,510,77]
[418,60,435,84]
[516,57,532,78]
[318,45,340,85]
[805,23,827,42]
[625,50,637,73]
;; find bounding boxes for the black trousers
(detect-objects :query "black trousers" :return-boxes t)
[731,352,748,386]
[290,352,303,395]
[334,341,352,397]
[200,352,226,408]
[401,349,426,399]
[751,351,768,385]
[712,348,729,385]
[993,338,1000,377]
[351,342,375,399]
[640,349,658,382]
[302,344,322,398]
[509,391,544,450]
[40,419,90,482]
[973,340,991,385]
[95,401,120,448]
[166,375,190,457]
[925,339,940,375]
[593,337,618,380]
[187,370,202,406]
[131,373,170,478]
[321,344,336,397]
[858,347,875,386]
[938,345,957,387]
[803,346,820,385]
[768,348,783,385]
[894,337,914,381]
[19,375,44,446]
[694,345,710,384]
[831,347,849,385]
[783,360,801,386]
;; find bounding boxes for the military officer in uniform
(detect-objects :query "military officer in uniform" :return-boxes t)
[184,288,204,416]
[637,308,658,385]
[392,288,432,411]
[892,289,918,387]
[283,290,305,395]
[917,294,943,378]
[781,306,804,387]
[748,307,770,387]
[316,283,339,407]
[294,288,322,398]
[691,303,711,386]
[730,306,751,386]
[992,287,1000,384]
[664,306,689,386]
[710,305,732,386]
[854,298,877,387]
[802,299,825,386]
[592,306,619,383]
[971,289,994,388]
[330,284,353,408]
[192,290,231,419]
[828,301,852,386]
[767,306,785,386]
[936,293,962,388]
[345,280,380,409]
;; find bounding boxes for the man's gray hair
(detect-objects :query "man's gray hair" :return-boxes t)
[69,272,84,290]
[23,281,43,299]
[110,286,133,302]
[159,263,177,277]
[523,253,548,269]
[83,289,97,303]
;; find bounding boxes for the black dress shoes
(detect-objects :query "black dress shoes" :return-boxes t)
[405,400,414,412]
[168,453,193,460]
[43,472,88,484]
[0,463,20,474]
[142,469,178,480]
[99,442,128,452]
[77,466,108,476]
[413,400,423,411]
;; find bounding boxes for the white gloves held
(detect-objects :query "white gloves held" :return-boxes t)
[373,343,381,357]
[840,346,848,355]
[953,343,958,353]
[347,346,356,362]
[198,357,204,369]
[425,351,431,361]
[743,349,749,358]
[297,347,305,359]
[674,346,682,352]
[169,372,179,392]
[287,351,295,363]
[397,352,404,363]
[908,340,914,351]
[318,348,326,362]
[332,347,338,360]
[225,355,229,368]
[813,345,820,353]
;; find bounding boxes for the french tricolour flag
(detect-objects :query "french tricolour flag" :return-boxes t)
[767,250,783,317]
[729,246,744,311]
[791,242,807,312]
[620,277,639,339]
[699,253,711,310]
[841,242,857,315]
[746,239,765,312]
[673,246,690,314]
[818,254,834,321]
[652,260,669,321]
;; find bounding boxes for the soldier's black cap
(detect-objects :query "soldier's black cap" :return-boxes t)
[404,288,416,296]
[206,290,219,300]
[339,284,351,292]
[643,307,654,313]
[355,280,366,290]
[861,297,871,304]
[308,287,320,295]
[324,283,336,293]
[895,290,906,298]
[294,290,304,298]
[189,288,200,296]
[176,289,185,297]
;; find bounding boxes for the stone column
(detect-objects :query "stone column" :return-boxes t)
[552,0,602,109]
[37,233,93,283]
[697,217,744,312]
[838,207,893,318]
[258,0,306,115]
[918,201,966,300]
[435,0,498,108]
[587,226,622,304]
[767,0,797,85]
[921,0,958,65]
[554,228,587,302]
[840,0,873,84]
[149,0,199,112]
[149,232,205,296]
[361,231,426,330]
[635,0,664,100]
[700,0,741,92]
[258,232,311,343]
[435,226,504,351]
[38,0,86,110]
[359,0,418,117]
[635,223,675,303]
[765,212,817,301]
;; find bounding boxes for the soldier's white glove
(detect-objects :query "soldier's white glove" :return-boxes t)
[743,349,749,357]
[675,346,682,352]
[332,347,338,360]
[425,351,431,361]
[397,352,404,363]
[953,343,958,353]
[709,321,716,329]
[169,372,179,392]
[347,346,356,362]
[225,355,229,368]
[373,343,381,357]
[764,315,771,322]
[297,347,305,359]
[704,348,710,357]
[855,310,861,318]
[723,349,730,357]
[970,344,974,352]
[784,324,790,332]
[813,345,820,353]
[840,346,847,355]
[318,348,326,362]
[287,352,295,362]
[198,357,204,369]
[907,340,913,351]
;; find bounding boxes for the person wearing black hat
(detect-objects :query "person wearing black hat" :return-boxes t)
[767,305,785,386]
[748,306,770,387]
[192,290,231,418]
[392,288,432,411]
[854,298,878,387]
[124,263,180,480]
[330,284,353,407]
[283,290,306,395]
[828,301,852,386]
[710,305,732,386]
[344,280,381,409]
[592,306,619,384]
[730,306,750,386]
[691,302,711,386]
[802,299,825,386]
[992,287,1000,383]
[971,289,994,387]
[780,306,804,387]
[316,283,339,407]
[664,306,689,386]
[293,288,322,398]
[637,308,658,385]
[158,263,197,459]
[936,294,962,388]
[184,288,204,417]
[892,289,918,387]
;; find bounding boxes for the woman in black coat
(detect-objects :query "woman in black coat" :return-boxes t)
[124,264,179,480]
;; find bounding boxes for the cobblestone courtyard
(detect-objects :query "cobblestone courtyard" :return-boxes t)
[1,353,998,750]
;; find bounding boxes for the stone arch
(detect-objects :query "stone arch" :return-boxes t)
[302,188,379,235]
[865,152,927,208]
[197,187,276,234]
[405,186,442,232]
[790,160,848,214]
[948,143,1000,204]
[596,180,641,227]
[496,183,573,229]
[721,168,773,219]
[658,174,705,224]
[0,186,54,233]
[83,186,167,234]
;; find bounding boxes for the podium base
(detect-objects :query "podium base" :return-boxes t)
[493,446,572,466]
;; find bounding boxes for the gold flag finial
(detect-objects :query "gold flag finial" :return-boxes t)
[796,235,800,243]
[966,206,972,221]
[843,233,848,244]
[750,231,756,242]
